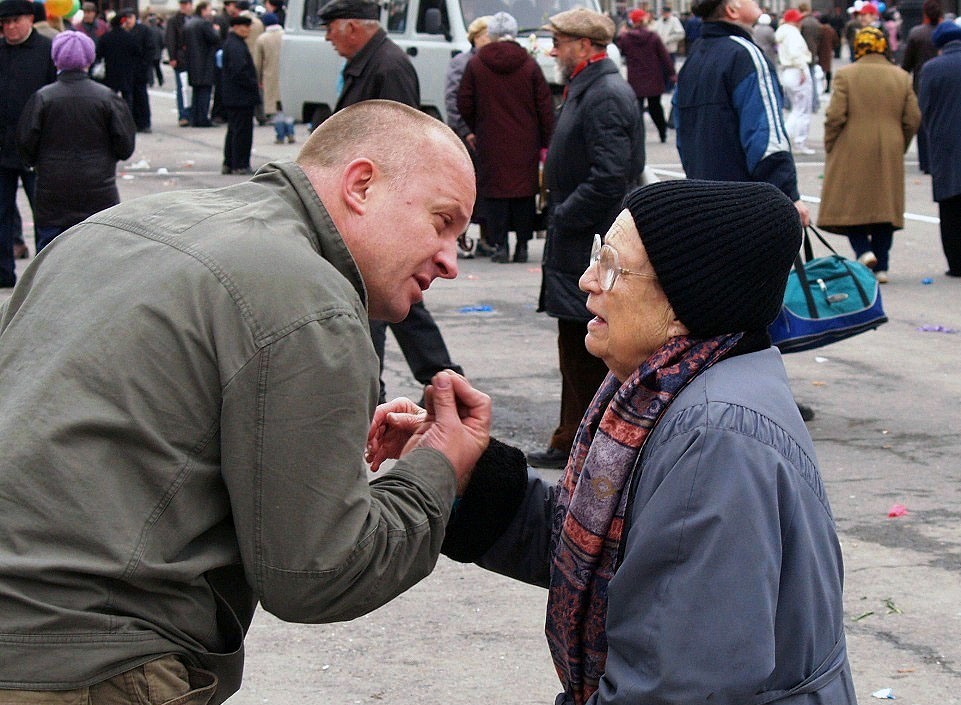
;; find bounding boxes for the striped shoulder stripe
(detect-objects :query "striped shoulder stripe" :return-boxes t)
[729,35,790,153]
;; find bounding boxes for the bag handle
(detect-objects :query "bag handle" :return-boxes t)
[802,225,841,262]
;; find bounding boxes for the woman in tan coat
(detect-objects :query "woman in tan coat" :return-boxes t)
[817,26,920,282]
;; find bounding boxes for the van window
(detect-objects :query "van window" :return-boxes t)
[302,0,324,30]
[387,0,409,31]
[415,0,449,33]
[458,0,584,32]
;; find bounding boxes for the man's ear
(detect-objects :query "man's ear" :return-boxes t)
[341,158,377,216]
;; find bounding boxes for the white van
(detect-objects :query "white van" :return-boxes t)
[278,0,616,126]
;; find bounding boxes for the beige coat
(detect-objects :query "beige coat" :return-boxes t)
[817,53,920,233]
[254,25,283,114]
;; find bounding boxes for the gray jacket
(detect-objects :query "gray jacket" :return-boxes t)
[0,162,457,702]
[478,348,857,705]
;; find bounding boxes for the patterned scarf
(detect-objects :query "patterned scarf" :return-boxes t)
[545,332,743,704]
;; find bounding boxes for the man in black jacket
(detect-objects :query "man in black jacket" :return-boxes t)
[96,10,141,116]
[318,0,465,405]
[183,0,220,126]
[529,7,644,468]
[220,15,260,174]
[165,0,193,126]
[17,30,136,250]
[0,0,55,288]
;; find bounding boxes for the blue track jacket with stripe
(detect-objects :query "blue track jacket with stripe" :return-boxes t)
[673,21,800,201]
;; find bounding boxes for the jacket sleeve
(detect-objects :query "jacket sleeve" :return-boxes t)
[109,92,137,161]
[16,92,43,168]
[553,91,638,232]
[445,54,469,138]
[822,70,847,153]
[901,74,921,150]
[219,312,458,623]
[591,426,787,704]
[730,50,800,201]
[456,59,476,132]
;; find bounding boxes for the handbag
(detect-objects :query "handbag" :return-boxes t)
[768,226,887,353]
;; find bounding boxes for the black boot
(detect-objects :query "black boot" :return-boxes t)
[491,245,510,263]
[513,242,528,263]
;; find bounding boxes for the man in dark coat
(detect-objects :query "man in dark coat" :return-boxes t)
[318,0,466,405]
[529,7,644,468]
[902,0,943,173]
[457,11,553,263]
[184,0,221,126]
[220,16,260,174]
[96,10,141,116]
[615,9,675,143]
[210,0,238,123]
[17,30,136,250]
[128,11,154,132]
[918,20,961,277]
[0,0,55,288]
[165,0,193,126]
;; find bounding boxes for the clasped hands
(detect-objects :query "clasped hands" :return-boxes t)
[365,370,491,496]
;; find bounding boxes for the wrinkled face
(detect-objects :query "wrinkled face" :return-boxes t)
[579,209,683,381]
[1,14,33,44]
[550,33,588,82]
[351,141,475,323]
[325,18,360,58]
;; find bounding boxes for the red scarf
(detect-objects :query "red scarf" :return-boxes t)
[562,52,608,100]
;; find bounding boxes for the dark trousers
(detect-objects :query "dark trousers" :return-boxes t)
[370,301,463,404]
[224,106,254,170]
[642,95,667,140]
[548,318,609,453]
[191,85,213,126]
[485,196,535,250]
[917,124,929,174]
[0,167,36,287]
[847,223,894,272]
[211,67,225,120]
[939,193,961,275]
[132,80,151,130]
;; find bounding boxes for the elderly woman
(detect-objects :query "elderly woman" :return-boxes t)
[368,180,857,705]
[817,26,920,283]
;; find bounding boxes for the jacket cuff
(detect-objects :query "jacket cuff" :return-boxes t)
[441,437,528,563]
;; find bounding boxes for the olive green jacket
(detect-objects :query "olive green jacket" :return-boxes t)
[0,162,456,702]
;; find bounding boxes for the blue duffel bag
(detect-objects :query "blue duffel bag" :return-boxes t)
[768,226,887,353]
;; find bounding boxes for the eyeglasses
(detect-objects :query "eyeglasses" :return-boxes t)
[551,36,582,47]
[591,233,657,291]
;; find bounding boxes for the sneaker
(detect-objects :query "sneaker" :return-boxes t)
[875,271,888,284]
[795,146,816,155]
[221,164,232,175]
[857,251,878,270]
[178,118,190,127]
[13,242,29,260]
[474,240,496,257]
[287,135,296,144]
[274,138,285,144]
[231,167,254,175]
[526,447,568,469]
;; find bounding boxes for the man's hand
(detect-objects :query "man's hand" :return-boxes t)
[795,199,811,227]
[366,371,491,495]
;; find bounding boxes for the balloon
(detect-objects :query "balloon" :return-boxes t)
[877,1,886,11]
[44,0,74,18]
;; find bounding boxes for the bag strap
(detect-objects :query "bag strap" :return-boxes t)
[802,225,840,262]
[790,251,821,319]
[753,633,848,705]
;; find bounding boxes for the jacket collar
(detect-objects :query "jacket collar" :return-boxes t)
[564,57,618,101]
[942,39,961,53]
[343,27,388,78]
[700,20,755,42]
[251,161,368,308]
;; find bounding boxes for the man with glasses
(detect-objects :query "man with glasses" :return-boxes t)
[0,0,55,288]
[528,7,643,469]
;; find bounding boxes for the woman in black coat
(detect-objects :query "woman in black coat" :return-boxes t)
[18,31,136,250]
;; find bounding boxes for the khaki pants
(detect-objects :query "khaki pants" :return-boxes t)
[0,655,217,705]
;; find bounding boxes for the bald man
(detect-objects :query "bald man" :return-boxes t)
[0,100,488,705]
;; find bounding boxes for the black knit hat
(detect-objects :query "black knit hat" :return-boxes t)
[623,179,801,337]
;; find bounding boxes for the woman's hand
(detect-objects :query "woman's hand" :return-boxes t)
[366,397,429,472]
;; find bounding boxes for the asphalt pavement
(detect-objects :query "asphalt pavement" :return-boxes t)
[2,71,960,705]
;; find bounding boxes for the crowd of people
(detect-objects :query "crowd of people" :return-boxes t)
[0,0,960,702]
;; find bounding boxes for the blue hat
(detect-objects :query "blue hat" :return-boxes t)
[261,11,279,25]
[932,19,961,47]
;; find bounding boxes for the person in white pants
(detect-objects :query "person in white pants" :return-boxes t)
[776,8,814,154]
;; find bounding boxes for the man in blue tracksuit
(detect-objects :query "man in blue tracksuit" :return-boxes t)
[673,0,811,228]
